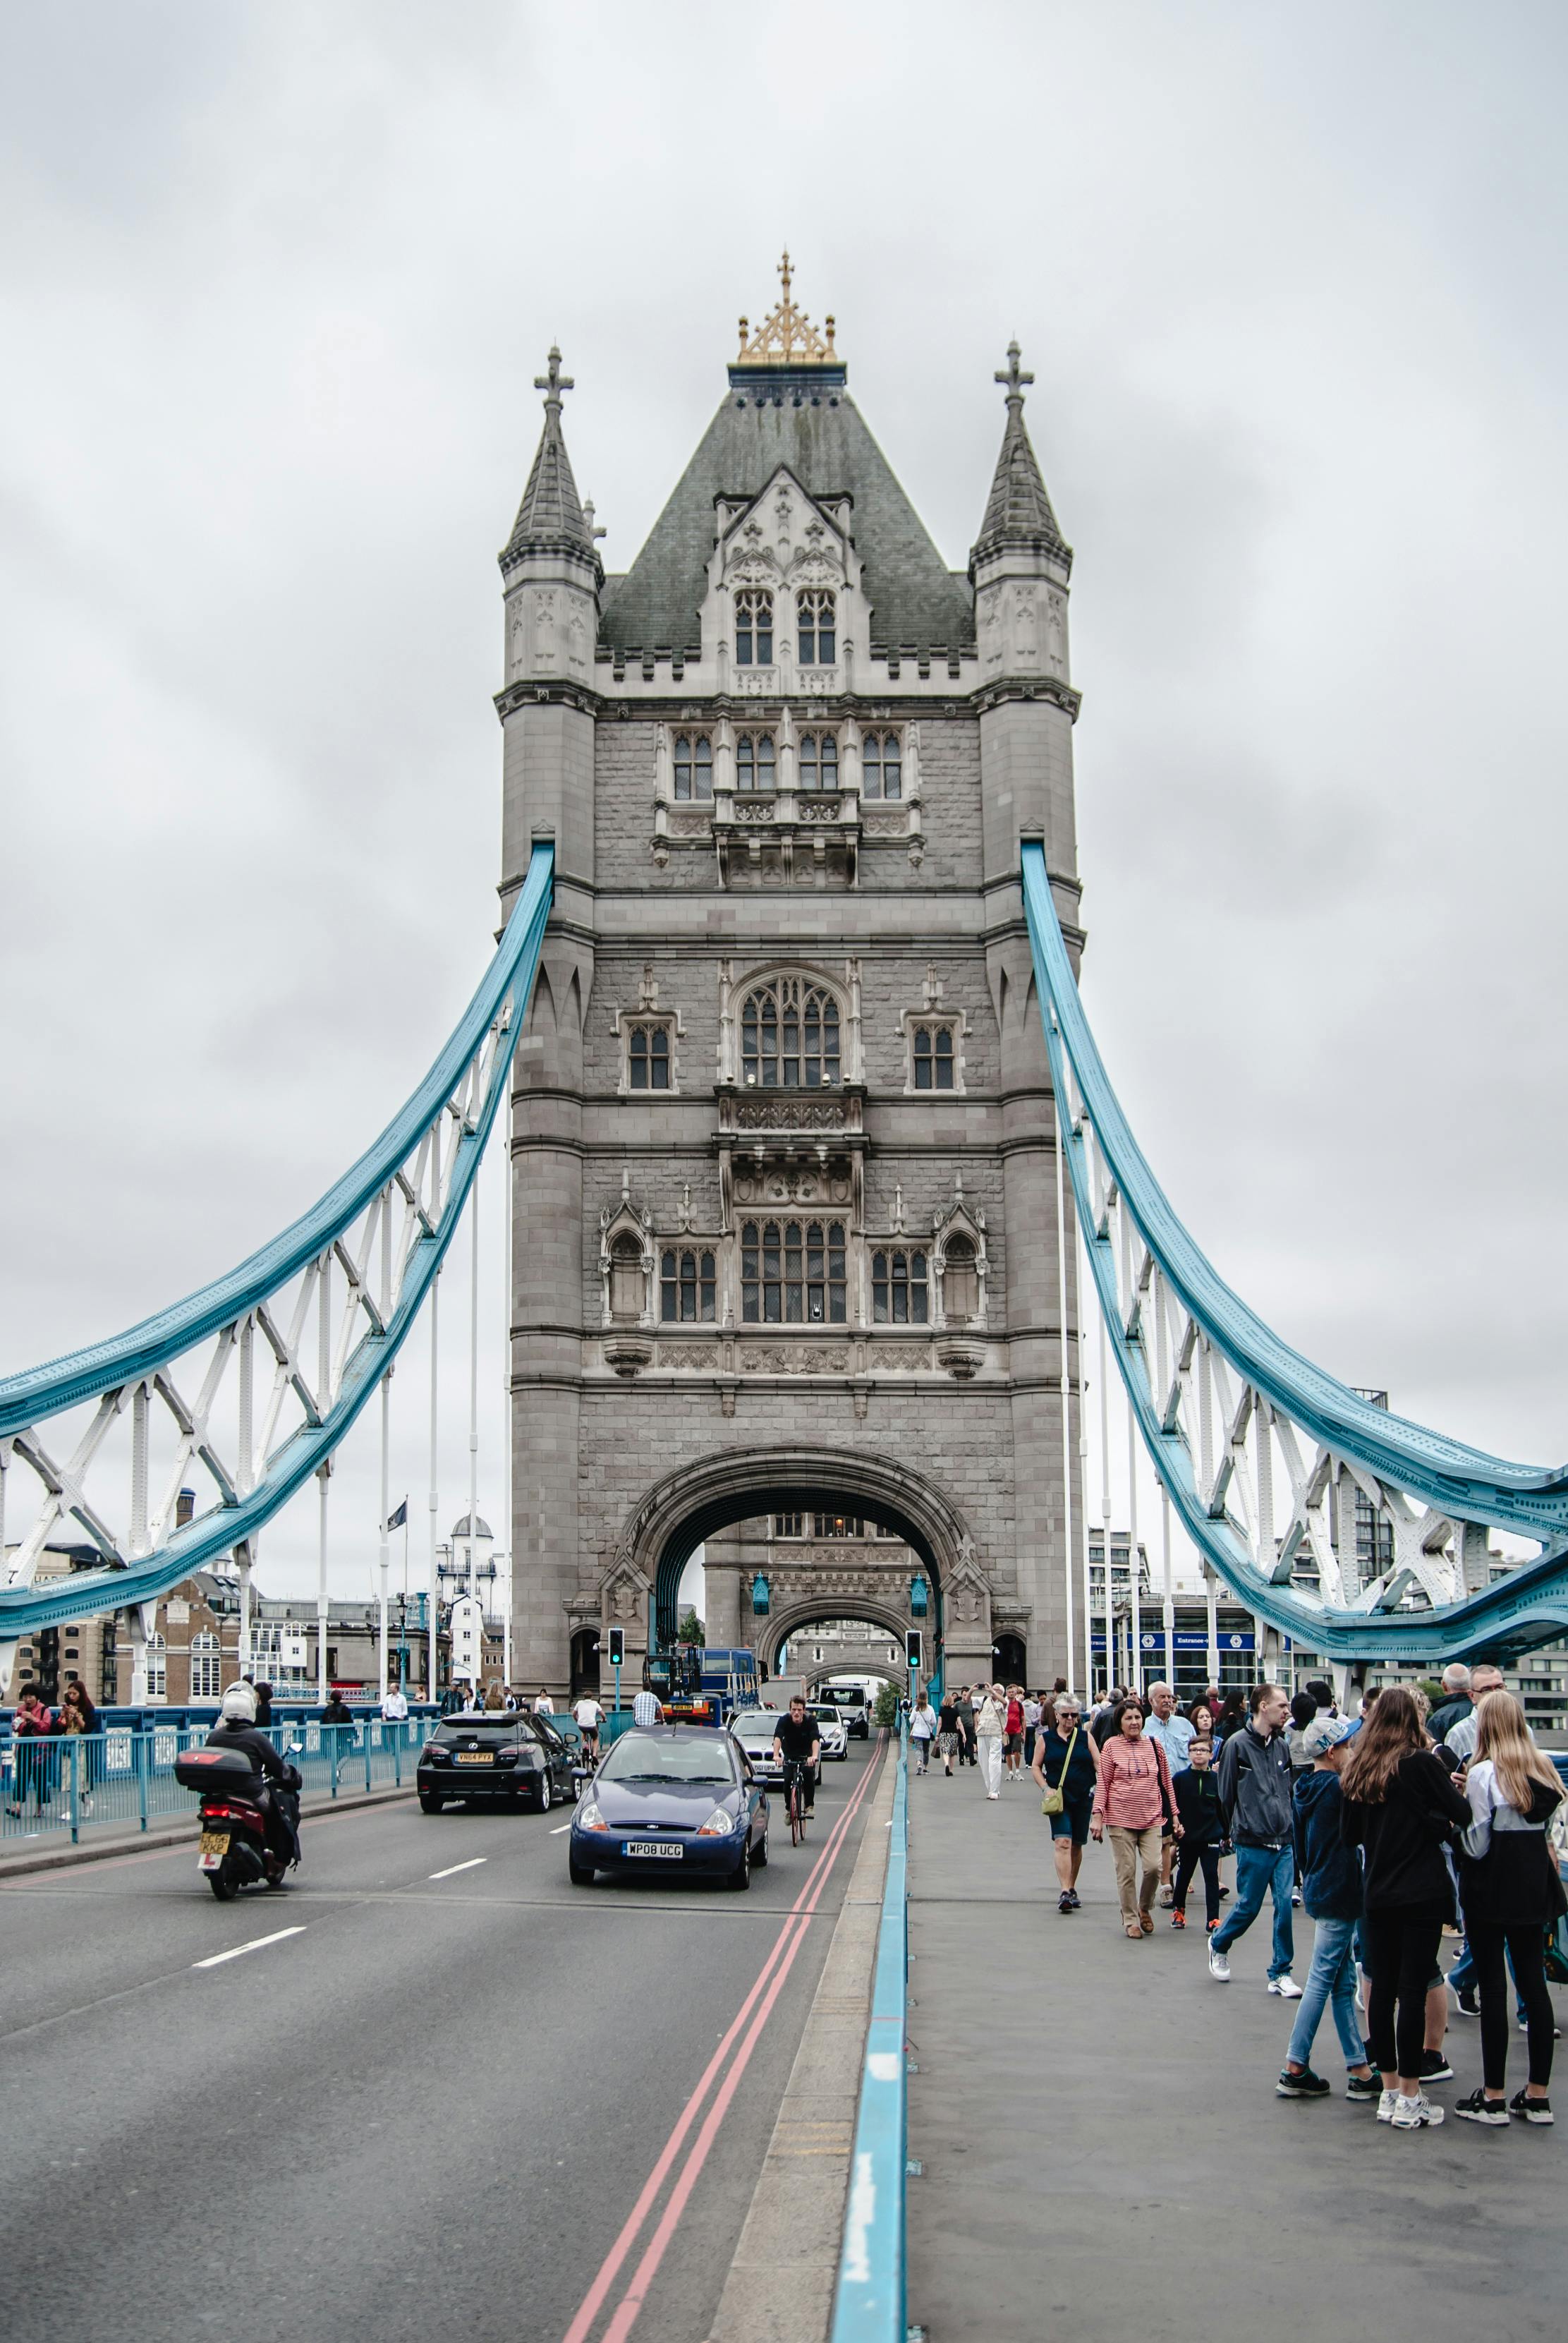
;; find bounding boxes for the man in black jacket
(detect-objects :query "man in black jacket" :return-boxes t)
[1208,1683,1299,1992]
[207,1684,299,1870]
[1426,1663,1473,1746]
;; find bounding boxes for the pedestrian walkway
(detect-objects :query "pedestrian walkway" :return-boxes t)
[904,1766,1563,2343]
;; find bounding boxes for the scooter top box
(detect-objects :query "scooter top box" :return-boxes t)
[172,1745,261,1793]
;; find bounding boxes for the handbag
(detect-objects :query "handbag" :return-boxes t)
[1041,1726,1078,1817]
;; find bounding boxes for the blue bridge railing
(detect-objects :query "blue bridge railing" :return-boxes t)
[831,1726,909,2343]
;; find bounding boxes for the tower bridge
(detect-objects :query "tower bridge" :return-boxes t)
[5,261,1568,1702]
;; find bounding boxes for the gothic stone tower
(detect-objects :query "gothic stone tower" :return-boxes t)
[497,267,1082,1694]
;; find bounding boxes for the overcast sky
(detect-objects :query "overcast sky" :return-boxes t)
[3,2,1567,1611]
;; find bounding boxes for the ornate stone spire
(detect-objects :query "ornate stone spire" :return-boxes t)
[734,249,839,370]
[972,340,1067,563]
[504,346,597,565]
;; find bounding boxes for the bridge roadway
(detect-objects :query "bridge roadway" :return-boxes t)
[906,1762,1564,2342]
[0,1737,884,2343]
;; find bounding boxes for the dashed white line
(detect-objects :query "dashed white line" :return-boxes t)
[549,1824,572,1836]
[428,1856,487,1879]
[193,1925,306,1969]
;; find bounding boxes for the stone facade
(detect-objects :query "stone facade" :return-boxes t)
[501,284,1085,1693]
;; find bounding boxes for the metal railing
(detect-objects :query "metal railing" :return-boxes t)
[830,1726,908,2343]
[0,1719,432,1848]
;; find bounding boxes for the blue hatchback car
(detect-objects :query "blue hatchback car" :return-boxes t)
[569,1724,768,1889]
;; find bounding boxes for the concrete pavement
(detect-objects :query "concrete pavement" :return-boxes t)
[0,1739,883,2343]
[905,1760,1565,2342]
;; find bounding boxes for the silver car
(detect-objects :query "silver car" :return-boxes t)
[811,1705,849,1762]
[729,1708,825,1787]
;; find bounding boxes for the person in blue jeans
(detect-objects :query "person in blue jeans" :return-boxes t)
[1208,1682,1299,1992]
[1277,1714,1380,2099]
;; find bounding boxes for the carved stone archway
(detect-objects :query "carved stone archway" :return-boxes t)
[602,1443,995,1676]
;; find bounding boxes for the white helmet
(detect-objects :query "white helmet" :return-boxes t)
[221,1683,257,1724]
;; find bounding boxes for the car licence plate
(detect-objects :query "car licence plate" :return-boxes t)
[198,1830,229,1872]
[455,1752,493,1764]
[622,1841,683,1860]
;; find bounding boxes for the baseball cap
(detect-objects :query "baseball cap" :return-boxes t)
[1301,1714,1356,1760]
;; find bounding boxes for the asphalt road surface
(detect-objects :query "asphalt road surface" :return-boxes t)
[0,1734,885,2343]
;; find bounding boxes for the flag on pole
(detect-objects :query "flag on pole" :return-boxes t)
[385,1498,408,1532]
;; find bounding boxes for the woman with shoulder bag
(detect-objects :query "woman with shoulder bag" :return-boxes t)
[1339,1686,1471,2130]
[1090,1697,1181,1939]
[1032,1691,1099,1913]
[1452,1691,1564,2126]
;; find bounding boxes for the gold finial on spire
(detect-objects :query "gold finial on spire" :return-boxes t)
[734,251,839,368]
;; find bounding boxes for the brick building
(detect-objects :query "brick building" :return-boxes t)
[501,265,1084,1695]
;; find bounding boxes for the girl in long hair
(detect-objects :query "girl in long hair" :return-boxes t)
[1453,1691,1564,2124]
[1339,1686,1471,2129]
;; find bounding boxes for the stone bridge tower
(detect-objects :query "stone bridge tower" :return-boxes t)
[497,266,1083,1695]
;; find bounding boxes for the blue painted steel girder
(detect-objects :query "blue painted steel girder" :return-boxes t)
[1020,842,1568,1661]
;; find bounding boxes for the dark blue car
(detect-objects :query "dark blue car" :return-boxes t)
[568,1724,768,1890]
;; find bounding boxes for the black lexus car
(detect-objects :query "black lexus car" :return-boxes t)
[417,1712,578,1814]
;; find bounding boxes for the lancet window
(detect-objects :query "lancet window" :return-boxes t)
[190,1630,221,1700]
[741,1219,847,1324]
[942,1235,980,1323]
[798,731,838,791]
[861,731,902,800]
[674,734,712,799]
[796,589,836,665]
[736,732,777,792]
[739,975,841,1087]
[873,1249,929,1324]
[735,590,773,665]
[660,1247,717,1323]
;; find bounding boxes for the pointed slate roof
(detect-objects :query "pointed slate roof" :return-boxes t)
[971,341,1069,567]
[502,346,596,565]
[600,386,973,658]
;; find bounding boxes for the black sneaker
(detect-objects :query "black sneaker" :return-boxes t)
[1509,2089,1554,2124]
[1058,1891,1074,1914]
[1417,2049,1454,2083]
[1066,1889,1081,1908]
[1454,2088,1509,2126]
[1344,2072,1382,2103]
[1276,2065,1331,2098]
[1452,1982,1480,2017]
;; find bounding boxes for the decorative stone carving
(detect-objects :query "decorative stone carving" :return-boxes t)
[603,1333,655,1378]
[868,1343,931,1372]
[532,588,557,666]
[657,1343,721,1370]
[739,1344,851,1374]
[733,1098,845,1130]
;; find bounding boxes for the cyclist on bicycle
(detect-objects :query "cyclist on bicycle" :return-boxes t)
[772,1696,821,1822]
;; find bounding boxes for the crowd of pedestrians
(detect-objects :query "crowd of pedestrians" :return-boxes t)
[915,1664,1567,2135]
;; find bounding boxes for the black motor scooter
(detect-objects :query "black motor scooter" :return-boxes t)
[174,1743,303,1900]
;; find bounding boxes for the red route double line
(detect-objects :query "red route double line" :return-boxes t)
[561,1735,889,2343]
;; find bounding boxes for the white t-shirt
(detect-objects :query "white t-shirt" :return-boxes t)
[574,1698,604,1730]
[381,1690,408,1721]
[1022,1698,1043,1730]
[535,1694,554,1714]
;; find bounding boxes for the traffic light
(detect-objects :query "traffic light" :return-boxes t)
[905,1630,923,1674]
[607,1625,625,1668]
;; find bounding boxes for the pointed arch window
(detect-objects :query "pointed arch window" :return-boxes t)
[797,589,835,665]
[912,1025,954,1090]
[942,1235,979,1324]
[741,1219,846,1324]
[798,732,838,792]
[736,732,776,792]
[609,1235,646,1322]
[740,975,840,1088]
[673,734,712,800]
[861,731,901,801]
[628,1025,669,1089]
[660,1247,717,1323]
[735,591,772,665]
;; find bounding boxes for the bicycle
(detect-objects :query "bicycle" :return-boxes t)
[782,1757,811,1847]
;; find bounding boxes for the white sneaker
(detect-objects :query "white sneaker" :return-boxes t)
[1389,2092,1443,2129]
[987,1791,999,1800]
[1376,2089,1398,2124]
[1268,1974,1303,1999]
[1208,1945,1230,1981]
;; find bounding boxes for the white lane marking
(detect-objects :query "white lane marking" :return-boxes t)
[428,1856,487,1880]
[549,1823,571,1836]
[193,1925,306,1969]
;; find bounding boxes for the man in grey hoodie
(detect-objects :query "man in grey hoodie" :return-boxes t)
[1208,1683,1299,1992]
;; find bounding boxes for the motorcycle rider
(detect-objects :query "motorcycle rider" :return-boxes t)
[205,1683,300,1876]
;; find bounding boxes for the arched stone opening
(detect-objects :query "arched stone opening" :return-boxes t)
[602,1445,993,1685]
